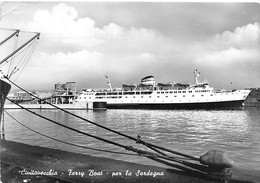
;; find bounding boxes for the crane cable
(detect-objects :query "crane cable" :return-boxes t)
[7,32,18,77]
[13,40,38,82]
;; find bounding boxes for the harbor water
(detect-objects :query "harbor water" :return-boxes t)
[3,108,260,180]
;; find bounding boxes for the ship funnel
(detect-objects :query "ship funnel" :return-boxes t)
[141,76,155,86]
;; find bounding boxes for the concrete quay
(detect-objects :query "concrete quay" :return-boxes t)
[0,140,258,183]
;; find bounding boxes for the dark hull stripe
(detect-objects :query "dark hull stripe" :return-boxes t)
[107,100,244,110]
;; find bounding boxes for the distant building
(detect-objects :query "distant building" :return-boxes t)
[7,91,34,103]
[6,82,78,105]
[54,82,76,96]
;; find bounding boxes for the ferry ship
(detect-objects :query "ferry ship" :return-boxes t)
[76,70,251,109]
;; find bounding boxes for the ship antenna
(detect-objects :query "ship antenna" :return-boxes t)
[105,75,113,91]
[194,69,200,85]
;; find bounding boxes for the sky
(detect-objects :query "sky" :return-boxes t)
[0,2,260,91]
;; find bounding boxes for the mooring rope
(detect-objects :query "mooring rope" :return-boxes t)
[5,97,194,162]
[147,156,232,182]
[5,97,232,182]
[6,97,130,150]
[4,110,137,156]
[5,77,199,161]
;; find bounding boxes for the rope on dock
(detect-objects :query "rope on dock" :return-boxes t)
[6,97,232,182]
[4,110,137,156]
[147,156,232,182]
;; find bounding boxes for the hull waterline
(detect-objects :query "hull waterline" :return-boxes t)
[107,100,245,110]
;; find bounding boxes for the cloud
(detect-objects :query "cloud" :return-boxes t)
[190,23,260,89]
[19,50,104,88]
[194,23,260,66]
[26,3,160,53]
[28,3,104,48]
[213,23,260,49]
[202,47,259,68]
[2,3,259,90]
[9,3,174,89]
[14,48,160,90]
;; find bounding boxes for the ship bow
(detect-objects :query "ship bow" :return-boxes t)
[0,79,11,119]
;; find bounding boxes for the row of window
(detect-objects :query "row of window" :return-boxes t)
[78,91,237,100]
[96,91,153,96]
[157,91,194,94]
[84,89,215,96]
[93,94,216,100]
[195,90,211,93]
[95,90,212,96]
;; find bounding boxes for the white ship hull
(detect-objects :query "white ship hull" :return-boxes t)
[77,89,250,110]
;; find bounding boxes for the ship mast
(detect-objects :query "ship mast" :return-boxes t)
[194,69,200,85]
[0,29,19,46]
[105,75,113,91]
[0,32,40,66]
[0,29,40,139]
